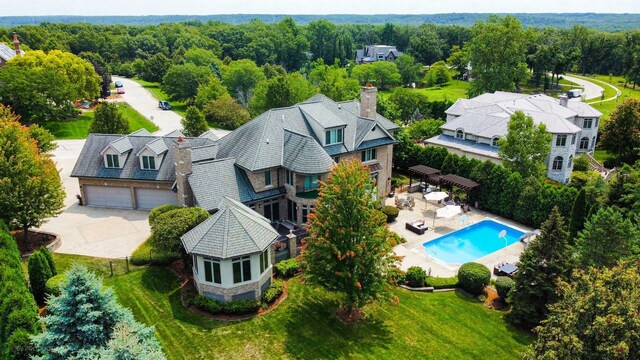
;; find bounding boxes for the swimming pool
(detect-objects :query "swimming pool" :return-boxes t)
[423,219,525,264]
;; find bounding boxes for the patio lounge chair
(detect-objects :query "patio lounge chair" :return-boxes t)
[406,219,428,235]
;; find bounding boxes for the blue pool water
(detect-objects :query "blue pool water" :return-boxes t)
[423,220,525,264]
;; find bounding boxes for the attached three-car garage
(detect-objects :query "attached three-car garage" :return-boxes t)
[82,185,178,210]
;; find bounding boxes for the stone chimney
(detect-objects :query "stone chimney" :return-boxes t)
[172,136,194,207]
[360,84,377,119]
[559,94,569,107]
[13,32,20,56]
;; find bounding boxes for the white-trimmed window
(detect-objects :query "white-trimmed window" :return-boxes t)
[552,156,563,170]
[571,134,577,145]
[285,170,294,186]
[325,128,343,145]
[232,256,252,284]
[579,137,589,150]
[105,154,120,168]
[568,155,573,169]
[141,155,156,170]
[259,249,269,274]
[491,137,499,147]
[302,204,314,224]
[264,170,272,186]
[555,135,567,147]
[456,129,464,139]
[203,258,221,284]
[583,118,593,129]
[361,148,377,162]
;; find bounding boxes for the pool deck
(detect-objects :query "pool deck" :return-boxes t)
[387,193,533,278]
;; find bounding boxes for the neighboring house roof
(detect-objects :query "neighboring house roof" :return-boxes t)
[188,158,286,212]
[356,45,403,63]
[425,134,500,159]
[71,133,214,182]
[215,94,397,173]
[0,43,23,62]
[198,129,220,141]
[181,197,280,259]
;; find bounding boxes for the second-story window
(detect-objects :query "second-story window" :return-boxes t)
[325,128,343,145]
[555,135,567,147]
[583,118,593,129]
[285,170,294,186]
[264,170,272,186]
[361,148,377,162]
[141,156,156,170]
[106,154,120,168]
[456,129,464,139]
[571,134,577,145]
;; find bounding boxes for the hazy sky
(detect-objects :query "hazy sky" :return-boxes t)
[2,0,639,16]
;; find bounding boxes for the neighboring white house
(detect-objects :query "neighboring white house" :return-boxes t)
[0,32,24,67]
[356,45,402,64]
[425,91,602,183]
[181,197,280,302]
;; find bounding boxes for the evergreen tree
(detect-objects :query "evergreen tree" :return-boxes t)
[89,102,130,134]
[568,188,587,241]
[40,247,57,276]
[508,206,574,328]
[302,159,395,321]
[32,265,127,359]
[576,207,640,269]
[27,251,52,305]
[94,320,166,360]
[181,106,208,137]
[525,262,640,359]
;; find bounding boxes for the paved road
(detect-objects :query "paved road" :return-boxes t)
[113,76,230,138]
[561,74,605,102]
[39,140,151,258]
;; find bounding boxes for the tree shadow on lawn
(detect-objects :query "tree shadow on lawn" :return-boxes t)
[282,285,393,359]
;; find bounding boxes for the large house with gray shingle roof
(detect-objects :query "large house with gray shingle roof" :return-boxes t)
[72,86,398,226]
[356,45,402,64]
[425,91,602,183]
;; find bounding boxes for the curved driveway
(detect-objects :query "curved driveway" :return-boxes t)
[561,74,605,102]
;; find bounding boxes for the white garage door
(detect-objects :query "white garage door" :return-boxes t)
[84,186,133,208]
[135,188,178,210]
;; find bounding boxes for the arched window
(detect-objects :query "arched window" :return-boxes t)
[492,137,499,147]
[579,137,589,150]
[456,129,464,139]
[568,155,573,169]
[552,156,563,170]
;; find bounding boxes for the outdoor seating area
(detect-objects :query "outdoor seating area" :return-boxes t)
[406,219,428,235]
[494,262,518,277]
[395,195,415,210]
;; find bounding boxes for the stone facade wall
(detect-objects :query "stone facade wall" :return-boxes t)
[172,139,193,207]
[360,86,378,119]
[547,138,577,183]
[339,144,395,195]
[195,267,272,302]
[77,178,174,209]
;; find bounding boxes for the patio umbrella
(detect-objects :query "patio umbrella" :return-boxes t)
[433,205,462,227]
[423,191,448,210]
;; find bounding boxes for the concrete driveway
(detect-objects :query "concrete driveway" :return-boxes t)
[562,74,605,102]
[38,140,151,259]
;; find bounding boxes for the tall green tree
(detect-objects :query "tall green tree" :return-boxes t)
[28,124,57,154]
[600,98,640,164]
[249,73,317,115]
[162,64,212,102]
[138,53,172,83]
[89,102,130,134]
[221,59,266,106]
[447,45,467,79]
[408,24,444,65]
[568,188,588,240]
[508,207,574,329]
[0,106,65,246]
[395,54,422,85]
[351,62,401,89]
[525,262,640,359]
[308,60,360,101]
[181,106,208,137]
[302,159,395,320]
[194,75,229,108]
[467,15,530,97]
[576,207,640,269]
[203,96,251,130]
[498,111,552,179]
[306,19,338,65]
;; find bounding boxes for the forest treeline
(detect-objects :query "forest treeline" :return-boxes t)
[1,13,640,31]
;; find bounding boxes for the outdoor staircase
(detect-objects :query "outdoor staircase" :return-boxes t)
[585,151,616,181]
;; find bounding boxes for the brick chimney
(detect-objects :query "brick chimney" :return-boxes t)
[172,136,194,207]
[360,84,377,119]
[13,32,20,56]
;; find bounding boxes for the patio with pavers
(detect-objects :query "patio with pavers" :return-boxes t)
[386,192,532,278]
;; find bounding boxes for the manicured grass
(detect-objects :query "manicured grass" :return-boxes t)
[42,102,159,139]
[570,74,640,121]
[379,80,470,102]
[132,78,188,117]
[593,149,615,164]
[50,253,534,359]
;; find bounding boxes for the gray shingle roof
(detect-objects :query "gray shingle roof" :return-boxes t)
[71,134,214,182]
[0,43,22,62]
[198,130,220,141]
[164,129,184,137]
[104,136,134,154]
[191,144,218,163]
[188,158,285,212]
[283,131,335,174]
[130,128,152,136]
[425,134,500,159]
[181,197,280,259]
[567,101,603,117]
[139,137,168,156]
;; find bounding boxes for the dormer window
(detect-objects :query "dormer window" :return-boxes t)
[325,128,343,145]
[492,137,499,147]
[106,154,120,168]
[456,129,464,139]
[141,155,156,170]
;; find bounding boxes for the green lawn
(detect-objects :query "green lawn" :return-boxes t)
[569,74,640,121]
[51,253,533,359]
[379,80,470,102]
[42,102,158,139]
[132,78,188,117]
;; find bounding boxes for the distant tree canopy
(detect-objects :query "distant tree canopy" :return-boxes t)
[0,50,101,123]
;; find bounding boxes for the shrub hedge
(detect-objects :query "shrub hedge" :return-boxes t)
[381,206,400,223]
[405,266,427,287]
[148,204,180,227]
[274,258,300,278]
[28,251,53,304]
[261,280,285,304]
[150,207,210,253]
[388,267,406,285]
[45,274,67,297]
[130,237,182,266]
[386,231,406,247]
[495,276,515,300]
[193,295,261,314]
[0,223,39,359]
[458,262,491,295]
[425,276,459,289]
